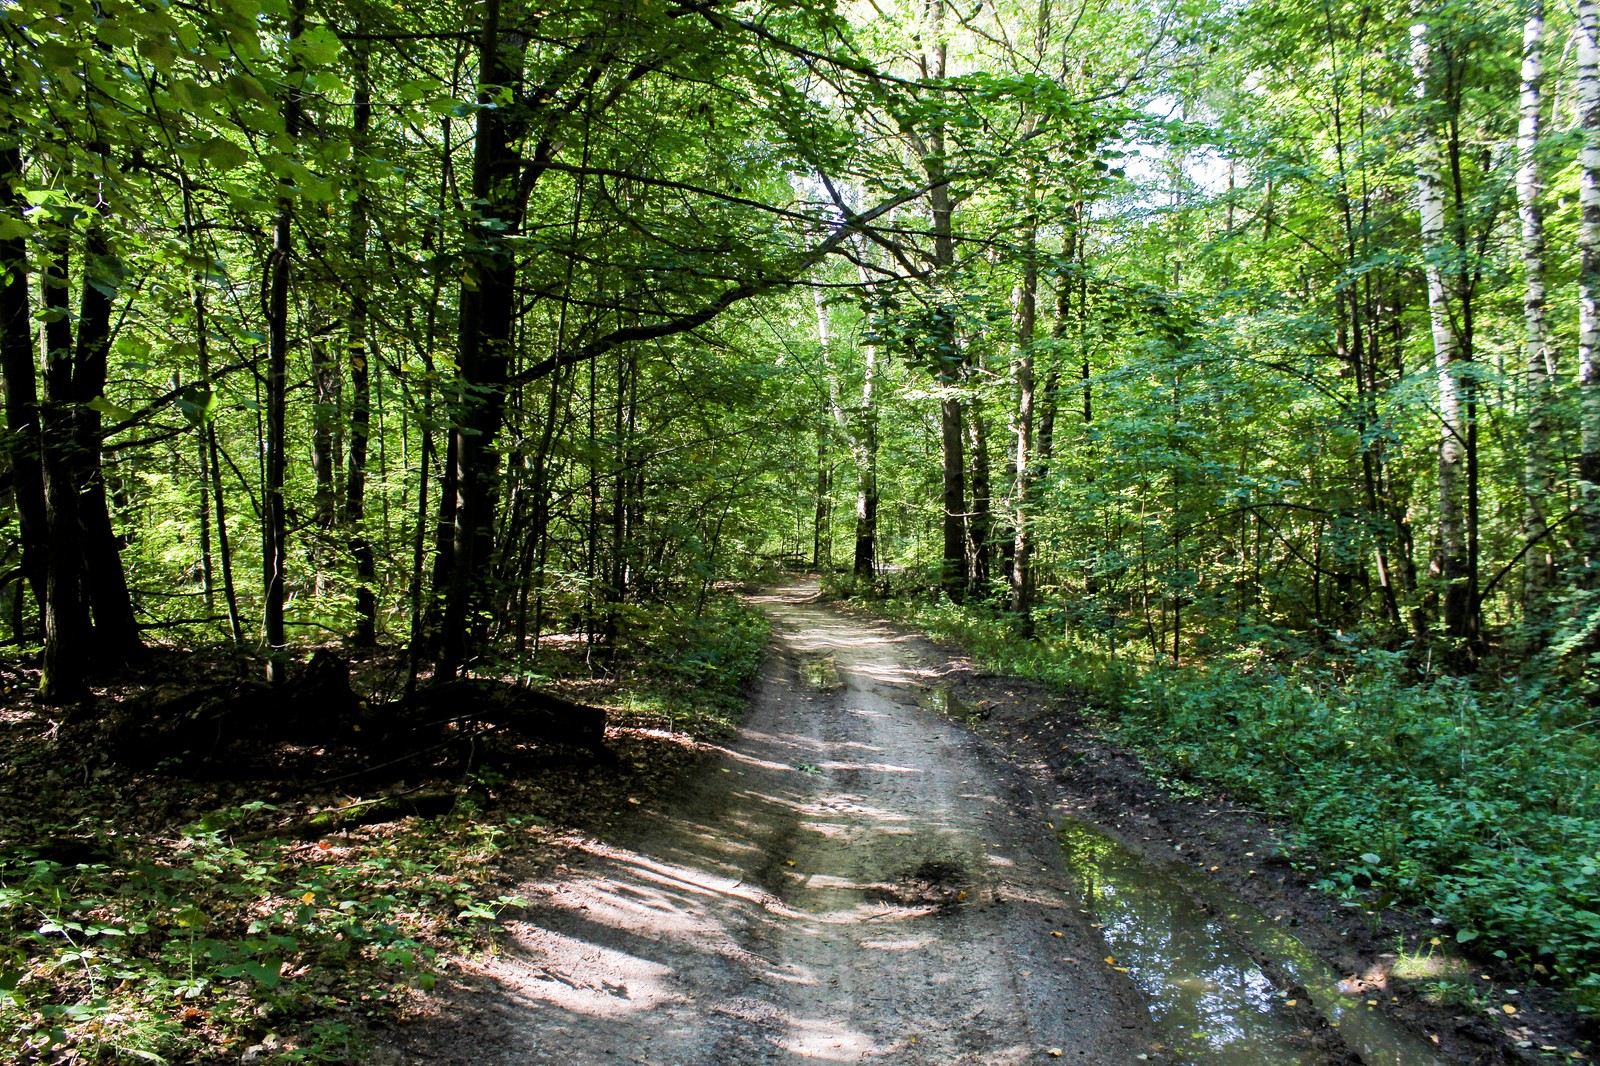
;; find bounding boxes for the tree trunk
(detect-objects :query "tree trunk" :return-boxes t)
[183,172,243,645]
[407,118,451,690]
[39,231,90,703]
[72,219,141,662]
[0,142,45,622]
[262,0,305,685]
[966,394,992,597]
[1520,1,1556,624]
[854,321,880,580]
[437,0,525,677]
[939,390,966,602]
[1579,0,1600,576]
[347,44,377,646]
[1412,11,1469,642]
[817,270,879,579]
[922,0,965,603]
[814,410,832,569]
[1011,224,1038,627]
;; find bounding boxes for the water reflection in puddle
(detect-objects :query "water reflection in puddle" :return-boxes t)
[1060,821,1446,1066]
[800,654,841,690]
[916,686,979,719]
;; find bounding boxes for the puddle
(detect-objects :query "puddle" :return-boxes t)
[916,686,980,720]
[1059,820,1447,1066]
[800,654,840,689]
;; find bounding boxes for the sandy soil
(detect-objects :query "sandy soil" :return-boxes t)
[383,583,1160,1064]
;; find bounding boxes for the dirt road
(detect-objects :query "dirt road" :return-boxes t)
[391,582,1158,1064]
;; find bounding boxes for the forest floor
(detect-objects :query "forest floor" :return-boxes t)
[385,580,1587,1066]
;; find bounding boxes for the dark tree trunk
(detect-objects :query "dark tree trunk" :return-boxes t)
[263,0,306,685]
[1010,226,1038,628]
[39,232,90,704]
[181,173,243,644]
[347,45,377,646]
[853,441,878,579]
[939,390,966,603]
[72,221,141,662]
[0,143,45,622]
[921,1,964,603]
[437,0,526,678]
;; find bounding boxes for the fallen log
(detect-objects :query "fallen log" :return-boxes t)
[398,679,609,755]
[91,653,611,774]
[282,790,461,840]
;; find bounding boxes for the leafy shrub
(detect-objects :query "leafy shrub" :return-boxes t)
[609,595,770,736]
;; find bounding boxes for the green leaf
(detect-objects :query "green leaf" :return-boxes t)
[230,959,282,988]
[172,905,210,929]
[201,137,249,173]
[1456,929,1480,944]
[398,77,442,102]
[136,36,177,69]
[85,253,128,298]
[38,42,82,75]
[223,73,273,104]
[1359,853,1381,866]
[292,25,342,66]
[86,395,137,423]
[176,386,219,427]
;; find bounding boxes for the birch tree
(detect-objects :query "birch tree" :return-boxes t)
[1578,0,1600,574]
[1412,7,1471,641]
[1521,0,1555,620]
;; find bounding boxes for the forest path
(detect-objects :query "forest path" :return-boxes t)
[391,580,1157,1064]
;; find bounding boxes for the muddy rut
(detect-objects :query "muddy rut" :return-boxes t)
[391,583,1158,1064]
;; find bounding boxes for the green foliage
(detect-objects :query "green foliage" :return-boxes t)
[611,596,771,737]
[861,589,1600,1006]
[0,806,528,1063]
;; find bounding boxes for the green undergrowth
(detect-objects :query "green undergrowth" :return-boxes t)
[509,595,769,737]
[611,597,769,736]
[0,803,528,1064]
[837,581,1600,1009]
[0,593,769,1063]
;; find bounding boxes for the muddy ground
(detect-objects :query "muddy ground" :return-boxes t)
[386,582,1595,1065]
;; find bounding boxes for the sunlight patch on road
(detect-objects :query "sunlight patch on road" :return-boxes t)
[795,796,909,822]
[777,1016,885,1060]
[817,760,924,774]
[571,839,782,911]
[702,744,807,773]
[859,934,940,951]
[492,928,676,1018]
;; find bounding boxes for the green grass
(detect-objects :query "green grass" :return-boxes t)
[836,581,1600,1008]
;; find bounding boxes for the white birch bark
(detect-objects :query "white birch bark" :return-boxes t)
[1411,8,1467,631]
[1578,0,1600,563]
[1521,1,1555,617]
